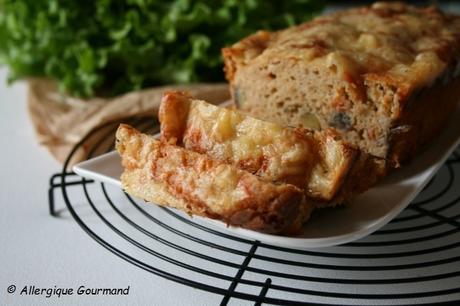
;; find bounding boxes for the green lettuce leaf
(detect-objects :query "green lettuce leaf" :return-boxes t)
[0,0,323,98]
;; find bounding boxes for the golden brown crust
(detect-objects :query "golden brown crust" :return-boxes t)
[224,2,460,89]
[388,75,460,167]
[116,124,308,234]
[222,31,273,83]
[324,152,387,207]
[159,91,192,145]
[158,91,384,204]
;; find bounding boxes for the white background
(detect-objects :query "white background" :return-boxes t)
[0,67,222,305]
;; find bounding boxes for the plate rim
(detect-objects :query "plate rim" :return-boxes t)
[73,108,460,249]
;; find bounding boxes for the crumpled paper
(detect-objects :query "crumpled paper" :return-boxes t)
[27,78,230,165]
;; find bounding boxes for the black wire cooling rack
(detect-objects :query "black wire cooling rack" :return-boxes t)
[48,117,460,305]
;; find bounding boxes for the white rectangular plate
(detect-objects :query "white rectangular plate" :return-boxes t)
[74,107,460,249]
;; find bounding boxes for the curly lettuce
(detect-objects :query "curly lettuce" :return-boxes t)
[0,0,323,98]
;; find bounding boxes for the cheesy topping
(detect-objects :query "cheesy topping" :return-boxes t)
[238,2,460,92]
[181,99,356,201]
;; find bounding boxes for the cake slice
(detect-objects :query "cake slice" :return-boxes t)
[116,124,310,234]
[159,91,385,205]
[222,2,460,167]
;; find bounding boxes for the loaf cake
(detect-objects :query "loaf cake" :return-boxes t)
[159,91,385,205]
[223,2,460,167]
[116,124,312,234]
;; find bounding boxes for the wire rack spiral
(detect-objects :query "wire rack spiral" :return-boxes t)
[49,117,460,305]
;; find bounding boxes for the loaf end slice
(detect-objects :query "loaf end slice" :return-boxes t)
[116,124,309,234]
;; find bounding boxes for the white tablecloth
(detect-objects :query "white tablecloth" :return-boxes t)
[0,68,218,305]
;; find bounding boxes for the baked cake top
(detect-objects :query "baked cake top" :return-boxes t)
[227,2,460,96]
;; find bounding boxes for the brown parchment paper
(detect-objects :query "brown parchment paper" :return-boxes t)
[27,79,230,165]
